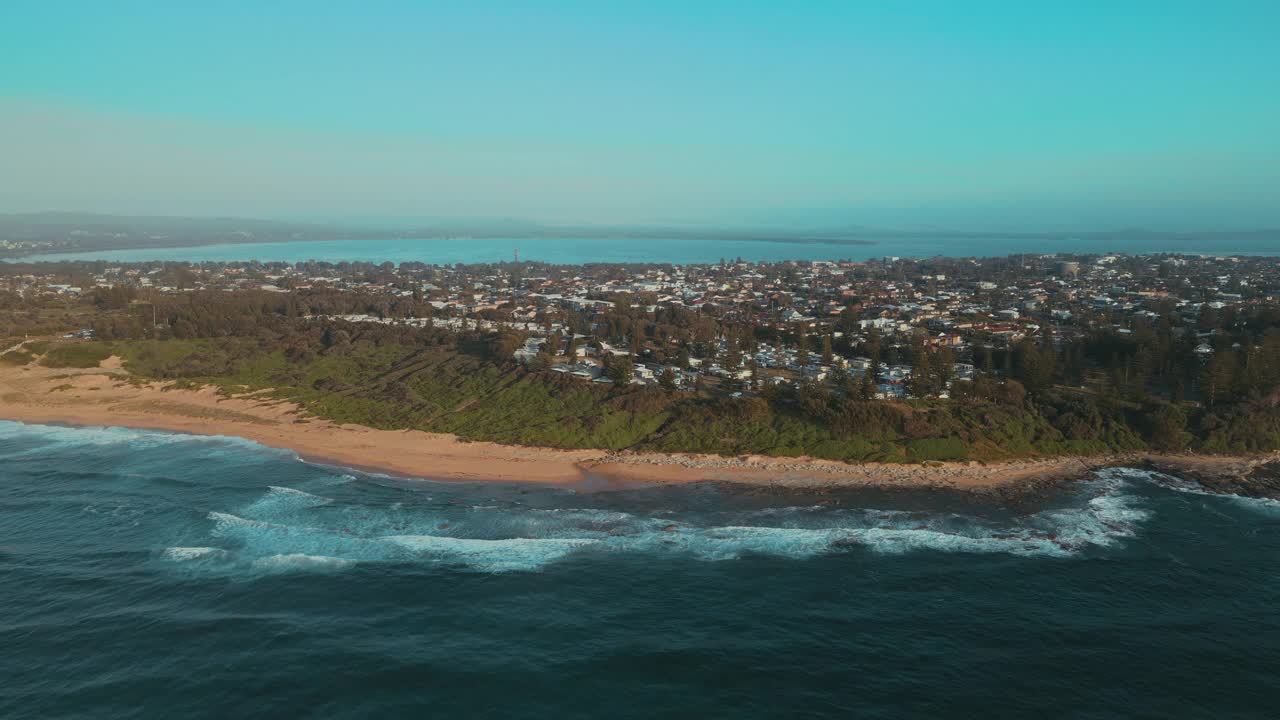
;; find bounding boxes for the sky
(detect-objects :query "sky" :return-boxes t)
[2,1,1278,231]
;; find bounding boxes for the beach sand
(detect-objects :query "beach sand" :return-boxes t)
[0,355,1271,493]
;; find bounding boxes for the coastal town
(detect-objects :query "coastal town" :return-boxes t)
[3,251,1277,403]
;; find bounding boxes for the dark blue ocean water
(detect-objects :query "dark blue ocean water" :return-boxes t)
[1,420,1278,719]
[13,233,1280,265]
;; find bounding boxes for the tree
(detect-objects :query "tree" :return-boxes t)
[934,346,956,388]
[859,367,876,400]
[487,331,522,363]
[604,354,634,384]
[1144,402,1191,451]
[322,327,351,351]
[1201,351,1238,407]
[865,328,882,365]
[529,348,553,371]
[723,342,742,374]
[658,366,678,392]
[1014,338,1051,395]
[908,348,935,398]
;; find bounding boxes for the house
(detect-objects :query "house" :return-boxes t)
[512,337,548,364]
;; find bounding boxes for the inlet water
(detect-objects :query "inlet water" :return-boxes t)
[14,233,1280,265]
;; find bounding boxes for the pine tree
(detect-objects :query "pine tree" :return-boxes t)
[862,362,878,399]
[658,366,678,391]
[909,349,934,397]
[1201,351,1238,407]
[605,353,634,384]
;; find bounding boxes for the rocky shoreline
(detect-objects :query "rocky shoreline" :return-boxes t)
[1141,453,1280,498]
[590,448,1280,504]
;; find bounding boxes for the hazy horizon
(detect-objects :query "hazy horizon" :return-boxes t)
[3,2,1279,233]
[7,209,1280,238]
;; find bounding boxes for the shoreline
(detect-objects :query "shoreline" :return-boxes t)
[2,359,1276,495]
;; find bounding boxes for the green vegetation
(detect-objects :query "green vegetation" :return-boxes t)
[40,343,114,368]
[3,278,1280,464]
[113,338,670,450]
[87,322,1279,463]
[0,348,36,366]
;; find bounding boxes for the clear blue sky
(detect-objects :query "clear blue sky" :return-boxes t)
[2,1,1278,230]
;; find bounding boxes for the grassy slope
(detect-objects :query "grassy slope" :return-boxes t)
[34,338,1224,463]
[114,339,669,451]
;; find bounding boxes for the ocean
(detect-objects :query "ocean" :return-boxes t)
[1,420,1277,718]
[12,233,1280,265]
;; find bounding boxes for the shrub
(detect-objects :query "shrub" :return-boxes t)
[40,343,114,369]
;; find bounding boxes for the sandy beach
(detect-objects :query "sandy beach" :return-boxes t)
[1,355,1273,493]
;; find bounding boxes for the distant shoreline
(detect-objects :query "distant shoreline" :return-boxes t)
[4,211,1278,262]
[2,358,1276,497]
[9,236,1280,265]
[3,234,883,263]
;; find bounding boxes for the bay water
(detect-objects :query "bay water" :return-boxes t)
[14,233,1280,265]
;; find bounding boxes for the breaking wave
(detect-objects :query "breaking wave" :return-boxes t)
[0,420,268,451]
[383,535,599,572]
[167,468,1167,574]
[253,553,356,573]
[162,546,229,562]
[0,419,1254,576]
[1140,468,1280,516]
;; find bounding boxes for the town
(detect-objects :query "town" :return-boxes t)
[3,252,1277,406]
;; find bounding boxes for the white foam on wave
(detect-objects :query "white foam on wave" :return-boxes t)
[268,485,331,500]
[507,507,669,539]
[382,535,599,572]
[606,525,845,561]
[0,420,251,447]
[603,520,1081,561]
[1028,474,1151,551]
[843,527,1067,557]
[601,473,1155,560]
[208,510,277,530]
[252,553,355,572]
[245,485,333,513]
[179,468,1168,575]
[162,546,229,562]
[1140,467,1280,516]
[207,510,388,562]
